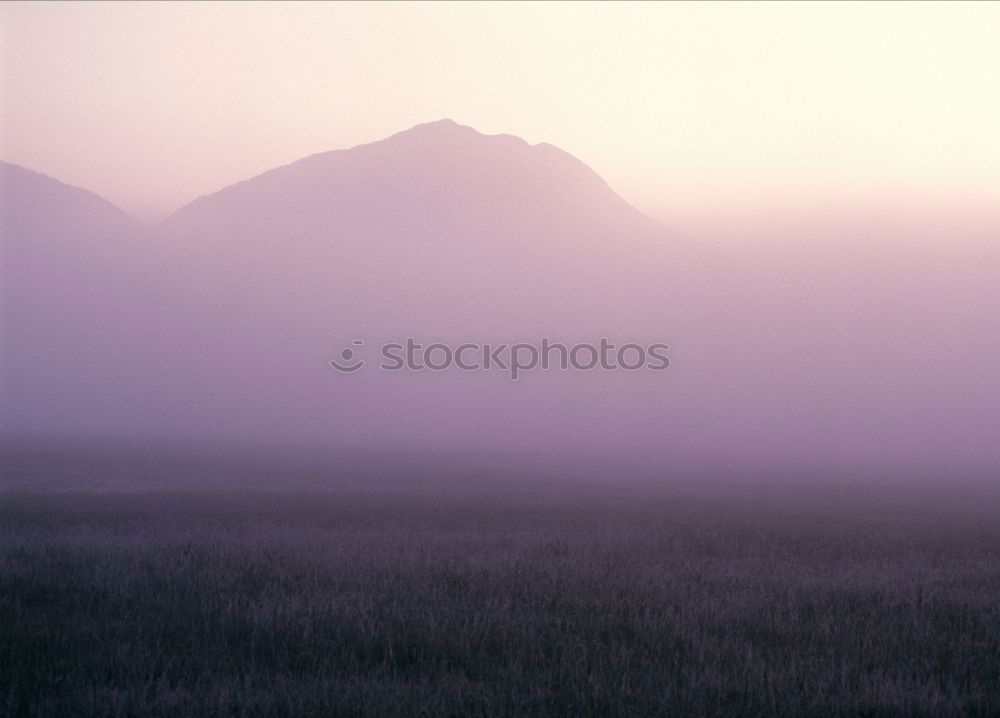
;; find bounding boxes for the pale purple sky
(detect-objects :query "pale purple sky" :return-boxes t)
[2,1,999,228]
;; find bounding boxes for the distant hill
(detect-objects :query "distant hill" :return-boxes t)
[157,119,670,336]
[0,162,156,440]
[144,120,682,454]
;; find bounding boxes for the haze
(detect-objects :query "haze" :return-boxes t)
[3,1,1000,228]
[2,3,999,478]
[5,6,1000,713]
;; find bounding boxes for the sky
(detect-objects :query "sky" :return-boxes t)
[2,1,999,227]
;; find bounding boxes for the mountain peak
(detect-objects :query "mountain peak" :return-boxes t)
[162,120,656,233]
[414,117,463,128]
[384,118,484,143]
[382,118,543,151]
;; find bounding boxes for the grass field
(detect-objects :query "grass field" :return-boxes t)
[3,454,1000,717]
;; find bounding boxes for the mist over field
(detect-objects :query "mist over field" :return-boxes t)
[3,2,1000,716]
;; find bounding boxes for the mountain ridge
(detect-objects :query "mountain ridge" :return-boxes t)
[0,161,140,234]
[4,121,656,232]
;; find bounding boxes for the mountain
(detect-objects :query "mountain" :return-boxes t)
[2,123,686,454]
[157,119,671,336]
[142,120,686,453]
[0,162,159,440]
[0,161,142,311]
[2,124,1000,476]
[166,119,655,235]
[1,162,137,238]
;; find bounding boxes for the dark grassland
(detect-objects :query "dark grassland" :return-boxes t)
[3,455,1000,717]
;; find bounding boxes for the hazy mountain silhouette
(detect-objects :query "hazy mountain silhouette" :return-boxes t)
[1,162,137,237]
[157,119,672,336]
[2,124,999,477]
[142,120,686,456]
[166,119,656,233]
[0,162,162,440]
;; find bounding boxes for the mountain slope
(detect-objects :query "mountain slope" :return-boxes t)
[157,119,672,333]
[164,119,655,235]
[1,161,138,240]
[0,162,160,439]
[143,120,683,451]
